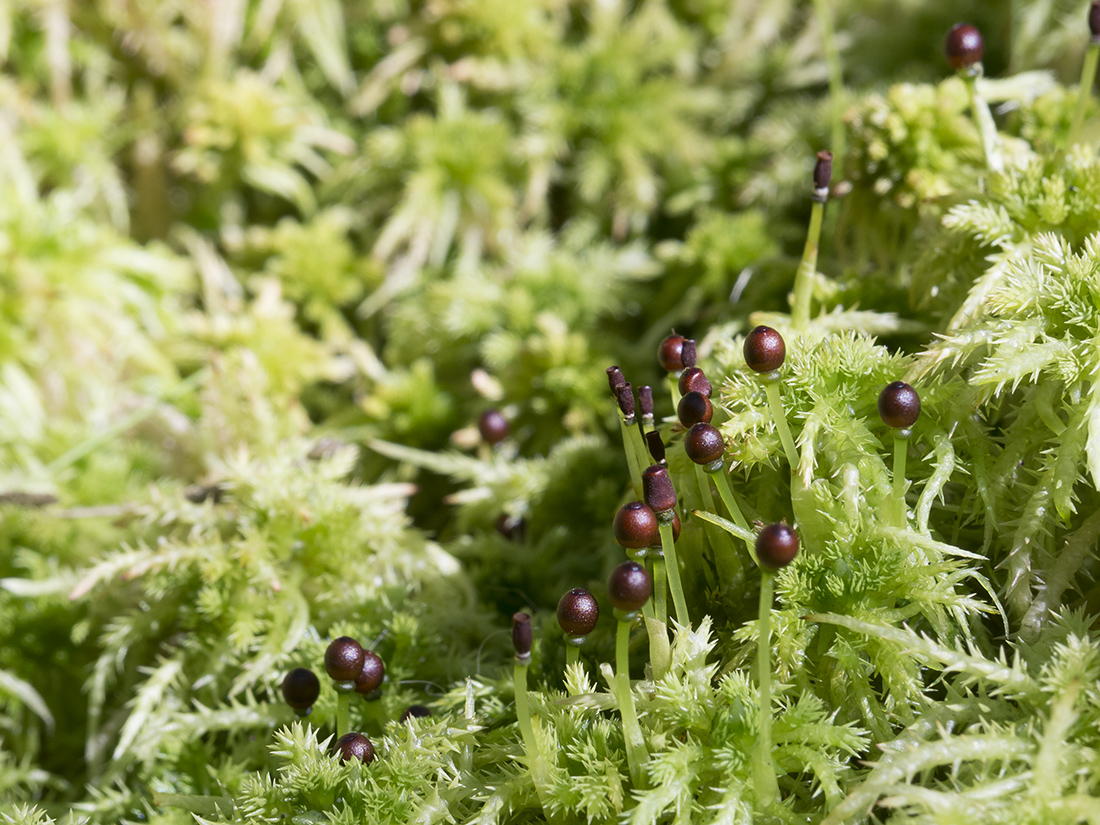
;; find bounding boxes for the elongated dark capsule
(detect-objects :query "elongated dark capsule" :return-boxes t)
[642,464,677,513]
[512,612,533,659]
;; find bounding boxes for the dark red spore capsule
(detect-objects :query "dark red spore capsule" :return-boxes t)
[613,501,659,549]
[878,382,921,429]
[755,523,800,570]
[678,367,712,398]
[324,636,365,682]
[335,732,375,764]
[658,334,687,372]
[677,391,713,427]
[944,23,983,70]
[607,561,653,612]
[607,365,626,396]
[616,384,635,418]
[638,385,654,419]
[684,423,725,465]
[478,409,509,445]
[814,151,833,191]
[680,339,697,369]
[645,430,666,464]
[557,588,599,637]
[512,612,533,658]
[353,650,385,694]
[281,668,320,710]
[743,326,786,373]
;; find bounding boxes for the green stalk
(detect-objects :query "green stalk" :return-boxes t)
[614,614,648,787]
[791,200,825,330]
[891,433,909,528]
[1070,42,1100,147]
[962,70,1003,173]
[513,662,538,757]
[764,382,800,470]
[695,464,744,583]
[811,0,845,159]
[754,571,779,807]
[335,691,350,740]
[711,468,750,531]
[618,416,644,498]
[658,519,689,627]
[565,644,580,671]
[650,556,668,626]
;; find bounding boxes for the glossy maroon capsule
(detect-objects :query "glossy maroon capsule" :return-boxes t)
[478,409,509,444]
[878,382,921,429]
[613,501,659,549]
[678,367,712,398]
[353,650,385,694]
[281,667,320,710]
[648,511,680,547]
[607,561,653,612]
[1092,1,1100,41]
[642,464,677,513]
[744,326,786,373]
[684,423,725,465]
[755,523,800,570]
[335,732,375,765]
[944,23,983,70]
[814,151,833,191]
[658,333,687,372]
[399,704,432,722]
[324,636,366,682]
[512,612,533,658]
[557,588,599,637]
[677,391,713,426]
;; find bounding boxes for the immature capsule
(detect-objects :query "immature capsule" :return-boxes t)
[944,23,983,70]
[658,333,687,372]
[755,523,800,570]
[645,430,666,464]
[557,588,600,637]
[1091,1,1100,42]
[613,501,659,549]
[677,391,713,426]
[607,365,626,396]
[512,612,533,659]
[813,151,833,192]
[878,382,921,429]
[478,409,509,445]
[638,385,654,420]
[678,367,712,398]
[607,561,653,612]
[616,384,636,418]
[281,667,320,711]
[353,650,385,695]
[641,464,677,514]
[399,704,432,722]
[325,636,366,682]
[334,732,375,765]
[680,339,697,369]
[744,326,786,373]
[684,423,725,466]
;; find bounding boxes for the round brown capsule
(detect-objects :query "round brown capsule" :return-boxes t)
[557,588,599,637]
[512,612,533,658]
[678,367,712,398]
[613,501,659,549]
[755,523,800,570]
[334,732,375,765]
[478,409,509,444]
[677,391,713,427]
[399,704,432,722]
[658,333,687,372]
[281,667,320,710]
[324,636,366,682]
[648,510,680,547]
[744,326,786,373]
[878,382,921,429]
[607,561,652,612]
[353,650,385,694]
[684,423,725,466]
[641,464,677,513]
[944,23,983,70]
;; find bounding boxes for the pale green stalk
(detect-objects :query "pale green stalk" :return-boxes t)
[614,615,648,787]
[764,382,800,469]
[754,571,779,807]
[791,200,825,330]
[891,433,909,528]
[695,464,744,583]
[565,644,580,671]
[962,71,1003,173]
[335,692,350,740]
[618,416,644,498]
[650,557,668,626]
[658,520,688,627]
[1069,43,1100,146]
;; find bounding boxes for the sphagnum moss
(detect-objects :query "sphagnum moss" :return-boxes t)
[11,4,1100,825]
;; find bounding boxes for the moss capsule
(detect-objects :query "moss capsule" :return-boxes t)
[744,326,786,373]
[755,523,800,570]
[281,667,320,710]
[512,612,533,659]
[335,732,375,765]
[613,501,659,549]
[878,381,921,429]
[658,333,687,372]
[478,409,509,444]
[608,561,652,612]
[945,23,983,70]
[677,391,713,426]
[678,367,712,398]
[353,650,385,694]
[324,636,366,682]
[557,588,599,637]
[684,423,725,466]
[641,464,677,513]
